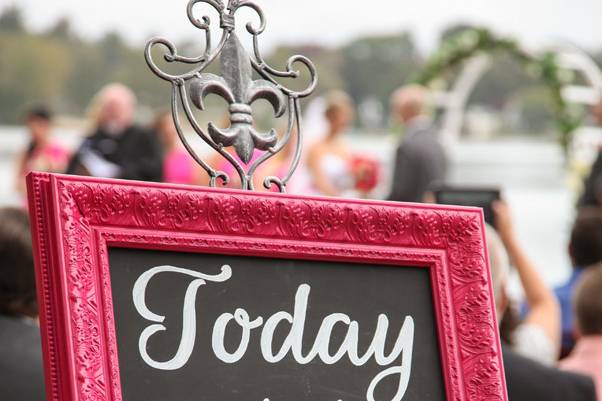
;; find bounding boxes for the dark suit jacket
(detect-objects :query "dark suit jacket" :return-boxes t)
[0,315,45,401]
[503,347,596,401]
[67,125,163,182]
[388,119,447,203]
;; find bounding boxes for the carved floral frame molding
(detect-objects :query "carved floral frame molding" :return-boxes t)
[27,172,508,401]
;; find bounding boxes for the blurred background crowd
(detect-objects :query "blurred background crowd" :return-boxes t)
[1,0,602,400]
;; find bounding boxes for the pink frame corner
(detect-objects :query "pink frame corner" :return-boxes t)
[27,172,508,401]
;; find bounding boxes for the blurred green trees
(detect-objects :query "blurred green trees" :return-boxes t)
[0,5,25,34]
[0,5,421,125]
[342,32,421,110]
[0,7,172,123]
[0,33,72,121]
[0,5,599,135]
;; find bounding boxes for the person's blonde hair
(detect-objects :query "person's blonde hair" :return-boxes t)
[86,83,137,125]
[324,90,354,120]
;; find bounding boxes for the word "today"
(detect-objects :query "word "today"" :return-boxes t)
[132,264,415,401]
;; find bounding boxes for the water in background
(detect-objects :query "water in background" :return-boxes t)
[0,126,574,290]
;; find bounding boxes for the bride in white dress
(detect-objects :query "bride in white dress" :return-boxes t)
[306,91,356,197]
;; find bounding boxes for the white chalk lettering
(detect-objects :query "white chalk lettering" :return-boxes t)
[133,265,415,401]
[212,309,263,363]
[132,264,232,370]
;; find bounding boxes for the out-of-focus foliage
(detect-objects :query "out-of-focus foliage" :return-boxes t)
[505,87,556,134]
[0,5,25,34]
[0,7,172,123]
[342,32,421,110]
[0,5,423,127]
[414,27,585,152]
[267,45,344,95]
[268,33,421,128]
[0,5,599,138]
[0,34,73,121]
[469,56,534,108]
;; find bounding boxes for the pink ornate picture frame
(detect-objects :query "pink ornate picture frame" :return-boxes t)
[27,172,508,401]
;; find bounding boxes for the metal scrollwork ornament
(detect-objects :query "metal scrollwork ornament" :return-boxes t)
[145,0,317,191]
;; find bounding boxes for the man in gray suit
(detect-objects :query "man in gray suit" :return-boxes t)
[388,85,447,203]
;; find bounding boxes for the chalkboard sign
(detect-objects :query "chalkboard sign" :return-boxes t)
[109,249,445,401]
[27,173,507,401]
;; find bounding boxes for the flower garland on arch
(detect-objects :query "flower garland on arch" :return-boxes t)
[413,27,583,154]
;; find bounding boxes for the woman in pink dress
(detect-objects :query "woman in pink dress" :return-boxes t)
[16,107,69,198]
[154,111,204,186]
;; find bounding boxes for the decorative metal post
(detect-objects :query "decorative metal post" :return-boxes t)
[145,0,317,192]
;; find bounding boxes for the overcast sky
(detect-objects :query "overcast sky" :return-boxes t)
[4,0,602,53]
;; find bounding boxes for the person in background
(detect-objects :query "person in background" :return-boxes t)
[66,83,163,182]
[485,204,596,401]
[488,201,560,365]
[503,347,596,401]
[554,208,602,356]
[307,91,356,197]
[578,100,602,208]
[153,110,203,186]
[388,85,447,203]
[560,263,602,401]
[15,106,69,197]
[0,208,45,401]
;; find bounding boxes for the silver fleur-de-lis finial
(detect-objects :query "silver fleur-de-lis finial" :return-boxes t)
[190,33,286,163]
[144,0,317,191]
